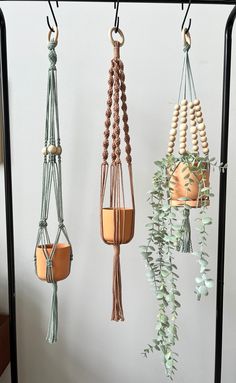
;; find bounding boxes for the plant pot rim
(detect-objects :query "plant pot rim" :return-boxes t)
[37,243,71,250]
[170,199,210,208]
[102,207,133,211]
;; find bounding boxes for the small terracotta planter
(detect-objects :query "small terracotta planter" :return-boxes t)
[170,162,210,208]
[36,243,71,282]
[102,208,134,244]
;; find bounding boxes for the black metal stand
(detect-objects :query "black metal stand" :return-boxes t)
[214,5,236,383]
[0,2,235,383]
[0,8,18,383]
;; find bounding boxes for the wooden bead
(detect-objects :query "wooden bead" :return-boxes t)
[172,116,178,123]
[190,120,196,126]
[181,99,188,106]
[188,101,194,109]
[197,117,203,123]
[170,128,177,136]
[169,135,176,142]
[190,126,197,134]
[202,141,208,148]
[200,136,207,143]
[195,105,201,112]
[179,148,186,155]
[192,139,198,145]
[168,142,174,148]
[200,130,206,137]
[180,137,186,143]
[180,130,186,137]
[168,147,174,154]
[56,146,62,155]
[42,147,48,155]
[180,124,187,134]
[196,111,202,118]
[48,145,57,154]
[173,110,179,117]
[171,122,178,129]
[192,133,197,140]
[203,147,209,154]
[174,104,180,111]
[194,99,200,106]
[198,123,205,131]
[181,105,187,112]
[190,114,195,120]
[181,111,187,118]
[181,117,187,124]
[193,145,199,152]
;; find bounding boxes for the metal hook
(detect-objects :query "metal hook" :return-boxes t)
[114,1,120,33]
[47,1,59,33]
[181,1,192,33]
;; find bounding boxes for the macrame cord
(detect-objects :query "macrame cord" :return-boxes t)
[100,29,135,322]
[167,29,209,253]
[35,30,72,343]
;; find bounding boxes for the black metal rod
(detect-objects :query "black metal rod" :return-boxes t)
[0,8,18,383]
[0,0,235,3]
[214,5,236,383]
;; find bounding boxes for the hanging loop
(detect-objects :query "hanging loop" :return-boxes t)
[182,27,191,49]
[109,27,125,47]
[114,1,120,33]
[181,1,192,33]
[48,25,59,46]
[47,1,59,33]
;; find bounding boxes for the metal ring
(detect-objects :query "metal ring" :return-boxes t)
[48,26,59,45]
[182,28,191,47]
[109,27,125,47]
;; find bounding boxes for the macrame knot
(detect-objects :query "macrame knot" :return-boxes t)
[39,219,47,228]
[48,42,57,69]
[48,40,57,50]
[183,41,190,53]
[183,207,190,219]
[58,221,65,230]
[46,258,53,269]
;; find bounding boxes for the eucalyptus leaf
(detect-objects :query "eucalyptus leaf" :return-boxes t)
[205,279,214,288]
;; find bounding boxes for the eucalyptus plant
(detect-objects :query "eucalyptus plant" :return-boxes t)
[141,152,219,379]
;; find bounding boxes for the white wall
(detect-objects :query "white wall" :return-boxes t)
[0,2,236,382]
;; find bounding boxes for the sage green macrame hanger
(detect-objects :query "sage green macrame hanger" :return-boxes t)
[177,29,197,254]
[34,29,73,344]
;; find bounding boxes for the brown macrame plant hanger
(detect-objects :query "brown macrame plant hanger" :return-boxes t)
[100,27,135,322]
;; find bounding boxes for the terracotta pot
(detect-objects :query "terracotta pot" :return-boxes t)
[102,208,134,244]
[36,243,71,282]
[169,162,210,208]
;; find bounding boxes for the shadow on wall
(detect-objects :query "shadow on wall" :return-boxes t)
[16,279,104,383]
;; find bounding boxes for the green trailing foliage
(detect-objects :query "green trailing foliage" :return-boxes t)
[141,152,223,379]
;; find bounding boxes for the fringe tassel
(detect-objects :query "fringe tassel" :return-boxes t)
[111,245,124,322]
[180,207,193,253]
[46,282,58,344]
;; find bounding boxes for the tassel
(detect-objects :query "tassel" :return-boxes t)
[180,207,192,253]
[46,282,58,343]
[111,245,124,321]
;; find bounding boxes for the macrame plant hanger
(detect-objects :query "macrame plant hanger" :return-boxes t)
[34,15,73,343]
[100,21,135,322]
[167,25,210,254]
